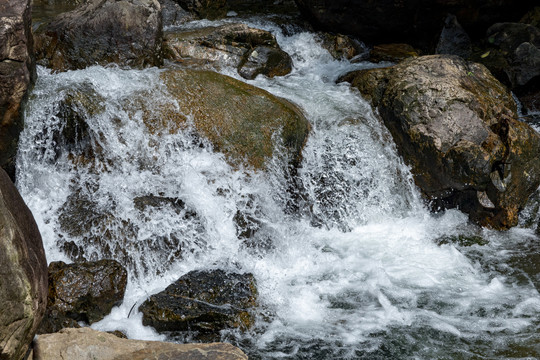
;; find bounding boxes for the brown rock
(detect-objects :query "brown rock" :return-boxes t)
[0,168,48,360]
[34,0,163,72]
[0,0,36,179]
[33,327,248,360]
[37,260,127,334]
[369,43,419,63]
[158,68,310,170]
[341,55,540,229]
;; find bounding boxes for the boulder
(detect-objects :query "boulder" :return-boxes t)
[159,0,195,27]
[294,0,537,49]
[37,260,127,334]
[158,68,310,170]
[33,327,248,360]
[0,0,36,179]
[34,0,163,72]
[175,0,227,20]
[139,269,257,334]
[436,14,472,58]
[340,55,540,229]
[368,43,419,63]
[164,23,293,79]
[0,168,48,360]
[317,32,367,61]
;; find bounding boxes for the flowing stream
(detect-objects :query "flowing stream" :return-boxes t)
[16,15,540,359]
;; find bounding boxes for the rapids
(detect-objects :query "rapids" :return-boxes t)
[16,16,540,359]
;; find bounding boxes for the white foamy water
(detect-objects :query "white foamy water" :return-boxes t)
[16,18,540,359]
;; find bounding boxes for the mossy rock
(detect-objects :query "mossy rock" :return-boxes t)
[157,68,310,170]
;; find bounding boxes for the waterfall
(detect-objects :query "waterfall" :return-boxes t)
[17,17,540,359]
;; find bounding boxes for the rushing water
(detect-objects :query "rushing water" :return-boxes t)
[16,16,540,359]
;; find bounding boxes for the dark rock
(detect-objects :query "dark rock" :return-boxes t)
[340,55,540,229]
[139,269,257,334]
[0,0,36,179]
[317,33,367,61]
[294,0,537,49]
[0,168,48,360]
[37,259,127,334]
[486,22,540,53]
[369,43,419,63]
[159,68,310,170]
[521,6,540,28]
[34,0,163,72]
[164,23,293,79]
[33,327,248,360]
[436,14,472,58]
[176,0,227,20]
[159,0,195,27]
[238,45,293,79]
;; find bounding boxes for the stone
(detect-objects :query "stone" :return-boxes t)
[340,55,540,229]
[317,32,368,61]
[0,0,36,179]
[159,0,195,27]
[37,259,127,334]
[521,6,540,28]
[369,43,419,63]
[33,327,248,360]
[139,269,257,334]
[436,14,472,58]
[164,23,293,79]
[294,0,537,49]
[34,0,163,72]
[0,168,48,360]
[158,68,310,170]
[176,0,227,20]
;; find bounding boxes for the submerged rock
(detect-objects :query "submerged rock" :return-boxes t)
[34,0,163,71]
[0,0,36,179]
[0,168,48,360]
[341,55,540,230]
[158,68,310,170]
[37,260,127,334]
[164,23,293,79]
[33,327,248,360]
[139,269,257,334]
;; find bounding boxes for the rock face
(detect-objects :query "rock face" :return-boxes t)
[33,327,248,360]
[158,68,310,170]
[0,168,48,360]
[37,260,127,334]
[34,0,163,72]
[341,55,540,229]
[294,0,536,48]
[164,23,293,79]
[0,0,36,179]
[139,269,257,334]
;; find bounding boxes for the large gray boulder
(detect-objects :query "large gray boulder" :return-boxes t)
[33,327,248,360]
[0,0,35,179]
[0,168,48,360]
[341,55,540,229]
[34,0,163,72]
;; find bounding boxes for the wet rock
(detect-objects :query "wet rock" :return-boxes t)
[139,269,257,334]
[159,0,195,27]
[33,327,248,360]
[176,0,227,20]
[368,43,419,63]
[164,23,293,79]
[317,33,367,61]
[238,45,293,79]
[34,0,163,72]
[436,14,472,58]
[294,0,536,49]
[340,55,540,229]
[0,0,36,179]
[0,168,48,360]
[37,259,127,334]
[158,68,310,170]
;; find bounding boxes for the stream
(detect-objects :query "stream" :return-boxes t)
[16,14,540,360]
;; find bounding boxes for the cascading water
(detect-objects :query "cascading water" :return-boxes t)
[16,15,540,359]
